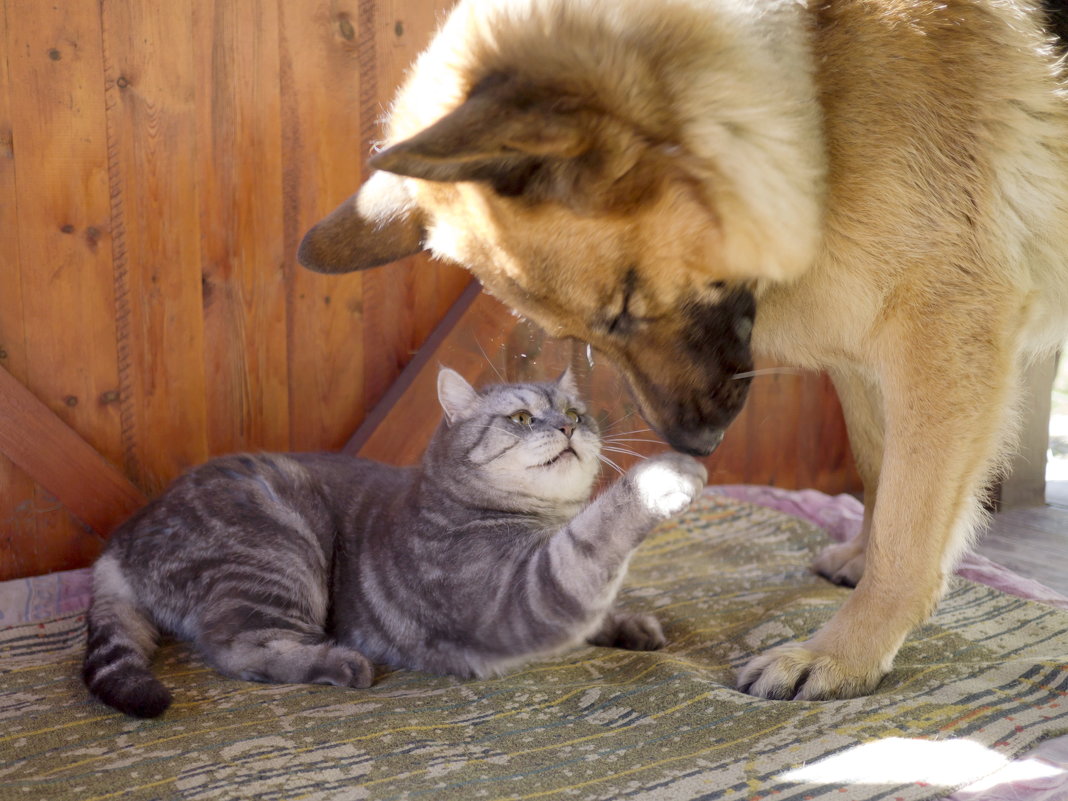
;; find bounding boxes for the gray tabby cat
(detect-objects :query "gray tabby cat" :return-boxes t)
[83,367,707,717]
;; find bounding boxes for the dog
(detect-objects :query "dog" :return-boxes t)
[297,0,1068,700]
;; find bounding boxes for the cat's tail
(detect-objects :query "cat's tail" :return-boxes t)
[82,553,172,718]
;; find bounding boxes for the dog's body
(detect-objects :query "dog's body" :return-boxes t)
[299,0,1068,699]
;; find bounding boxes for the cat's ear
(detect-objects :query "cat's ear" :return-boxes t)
[437,367,480,424]
[556,366,580,401]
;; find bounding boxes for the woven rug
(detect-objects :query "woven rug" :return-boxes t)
[1,494,1066,801]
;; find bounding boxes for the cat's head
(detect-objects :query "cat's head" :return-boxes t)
[432,367,601,514]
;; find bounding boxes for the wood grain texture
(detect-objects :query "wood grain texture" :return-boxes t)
[355,286,529,466]
[0,0,41,577]
[0,0,468,580]
[0,0,856,581]
[279,1,369,452]
[0,366,146,535]
[101,0,210,493]
[345,279,480,457]
[359,0,470,420]
[4,0,124,577]
[196,0,291,455]
[978,486,1068,596]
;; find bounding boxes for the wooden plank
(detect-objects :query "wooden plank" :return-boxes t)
[355,287,527,465]
[5,0,122,460]
[345,279,479,457]
[0,366,146,537]
[0,0,42,581]
[359,0,469,421]
[390,0,472,345]
[195,0,289,455]
[358,0,414,419]
[278,0,369,452]
[5,0,127,577]
[100,0,210,494]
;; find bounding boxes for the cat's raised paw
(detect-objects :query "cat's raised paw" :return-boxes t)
[628,453,707,519]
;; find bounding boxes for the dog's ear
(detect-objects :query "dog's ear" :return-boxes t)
[297,171,426,274]
[370,75,592,186]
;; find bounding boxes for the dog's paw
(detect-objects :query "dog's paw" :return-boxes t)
[736,642,885,701]
[627,453,707,520]
[812,540,867,587]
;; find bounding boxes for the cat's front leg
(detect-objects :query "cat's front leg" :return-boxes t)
[549,452,706,600]
[623,452,708,523]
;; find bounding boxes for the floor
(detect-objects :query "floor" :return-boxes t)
[975,480,1068,597]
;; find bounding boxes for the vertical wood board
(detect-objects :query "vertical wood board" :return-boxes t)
[101,0,211,493]
[4,0,124,576]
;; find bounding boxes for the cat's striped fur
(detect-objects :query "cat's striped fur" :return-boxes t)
[83,368,706,717]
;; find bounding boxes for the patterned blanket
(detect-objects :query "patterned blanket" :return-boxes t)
[1,493,1066,800]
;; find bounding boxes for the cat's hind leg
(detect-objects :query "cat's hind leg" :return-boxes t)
[588,610,666,651]
[203,629,374,688]
[196,591,373,688]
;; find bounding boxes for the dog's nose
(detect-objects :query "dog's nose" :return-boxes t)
[664,427,725,457]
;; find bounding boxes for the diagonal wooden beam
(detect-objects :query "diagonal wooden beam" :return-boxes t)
[345,279,488,462]
[0,365,147,536]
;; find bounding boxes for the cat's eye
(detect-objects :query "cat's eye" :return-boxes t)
[510,410,534,425]
[565,408,580,423]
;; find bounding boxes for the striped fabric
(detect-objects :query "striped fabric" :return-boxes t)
[1,494,1066,800]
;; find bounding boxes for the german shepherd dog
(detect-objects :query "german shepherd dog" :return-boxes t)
[299,0,1068,700]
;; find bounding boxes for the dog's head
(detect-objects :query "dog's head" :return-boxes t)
[298,0,824,455]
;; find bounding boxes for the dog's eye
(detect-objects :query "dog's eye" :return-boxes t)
[606,311,637,336]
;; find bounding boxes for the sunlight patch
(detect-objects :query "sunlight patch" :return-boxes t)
[778,737,1062,788]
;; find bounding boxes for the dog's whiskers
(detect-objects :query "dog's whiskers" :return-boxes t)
[602,436,663,445]
[732,367,804,380]
[601,445,648,460]
[602,427,654,437]
[474,338,505,383]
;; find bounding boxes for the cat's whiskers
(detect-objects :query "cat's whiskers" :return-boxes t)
[601,412,645,433]
[602,436,663,445]
[596,453,625,476]
[731,367,803,380]
[482,424,520,439]
[601,445,649,460]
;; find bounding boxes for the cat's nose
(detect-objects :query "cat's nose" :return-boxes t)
[559,424,574,439]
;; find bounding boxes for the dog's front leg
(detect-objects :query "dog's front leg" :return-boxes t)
[738,332,1018,700]
[811,365,885,586]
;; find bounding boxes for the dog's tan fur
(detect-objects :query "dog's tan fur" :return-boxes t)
[299,0,1068,699]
